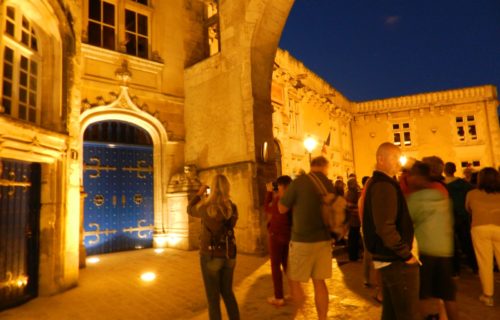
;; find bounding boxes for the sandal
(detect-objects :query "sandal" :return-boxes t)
[267,297,286,306]
[373,288,383,304]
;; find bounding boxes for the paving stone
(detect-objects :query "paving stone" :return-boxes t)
[0,248,498,319]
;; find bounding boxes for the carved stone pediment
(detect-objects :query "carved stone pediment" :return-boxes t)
[168,165,202,193]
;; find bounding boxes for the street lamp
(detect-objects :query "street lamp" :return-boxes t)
[399,155,408,167]
[303,136,318,163]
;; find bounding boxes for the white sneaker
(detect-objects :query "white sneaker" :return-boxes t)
[479,294,494,307]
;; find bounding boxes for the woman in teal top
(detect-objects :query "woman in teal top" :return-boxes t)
[406,161,457,320]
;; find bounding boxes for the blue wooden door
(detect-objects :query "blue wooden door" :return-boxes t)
[0,159,40,311]
[83,142,154,255]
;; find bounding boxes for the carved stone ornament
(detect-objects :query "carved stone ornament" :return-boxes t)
[80,59,142,114]
[151,51,164,63]
[115,60,132,85]
[167,165,202,193]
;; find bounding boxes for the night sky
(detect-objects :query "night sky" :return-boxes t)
[280,0,500,102]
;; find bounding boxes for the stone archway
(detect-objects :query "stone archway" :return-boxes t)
[246,0,295,207]
[79,83,170,249]
[182,0,294,253]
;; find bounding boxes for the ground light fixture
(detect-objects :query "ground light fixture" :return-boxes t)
[140,272,156,282]
[86,257,100,264]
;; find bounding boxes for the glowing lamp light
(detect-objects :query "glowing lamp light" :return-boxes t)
[16,275,28,288]
[140,272,156,282]
[166,234,181,246]
[303,137,318,153]
[87,257,100,264]
[399,155,408,167]
[155,236,168,247]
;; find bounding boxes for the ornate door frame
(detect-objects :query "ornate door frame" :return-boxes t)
[79,84,170,246]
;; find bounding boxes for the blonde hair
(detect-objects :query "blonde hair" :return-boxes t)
[206,174,233,219]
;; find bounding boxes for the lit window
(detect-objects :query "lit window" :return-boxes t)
[393,133,401,145]
[125,9,148,58]
[461,161,481,168]
[455,115,477,141]
[1,6,41,124]
[403,132,411,146]
[86,0,150,59]
[288,99,301,137]
[392,122,411,147]
[88,0,116,50]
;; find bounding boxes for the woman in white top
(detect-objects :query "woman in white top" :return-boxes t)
[466,167,500,307]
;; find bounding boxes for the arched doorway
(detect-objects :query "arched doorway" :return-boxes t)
[0,159,41,310]
[82,121,154,255]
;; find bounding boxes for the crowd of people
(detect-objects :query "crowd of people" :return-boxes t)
[187,142,500,320]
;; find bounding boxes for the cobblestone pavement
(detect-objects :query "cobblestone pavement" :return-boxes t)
[0,248,498,320]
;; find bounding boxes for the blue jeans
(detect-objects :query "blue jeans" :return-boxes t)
[200,254,240,320]
[379,260,420,320]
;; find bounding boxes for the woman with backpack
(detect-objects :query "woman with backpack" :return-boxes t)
[187,174,240,320]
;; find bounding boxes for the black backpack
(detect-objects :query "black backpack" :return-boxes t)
[206,217,237,259]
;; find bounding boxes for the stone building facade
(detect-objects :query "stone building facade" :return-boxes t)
[0,0,498,307]
[271,49,355,179]
[352,85,499,178]
[0,0,292,303]
[271,49,500,180]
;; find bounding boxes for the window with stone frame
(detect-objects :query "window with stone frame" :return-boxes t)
[455,115,477,142]
[392,122,412,147]
[460,160,480,168]
[204,0,220,56]
[87,0,151,59]
[1,6,41,124]
[288,99,301,137]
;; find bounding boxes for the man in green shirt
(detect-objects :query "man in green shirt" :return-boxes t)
[279,156,334,320]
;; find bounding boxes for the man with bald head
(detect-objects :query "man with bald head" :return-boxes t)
[362,142,420,320]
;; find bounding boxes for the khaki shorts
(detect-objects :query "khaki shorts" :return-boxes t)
[287,240,332,282]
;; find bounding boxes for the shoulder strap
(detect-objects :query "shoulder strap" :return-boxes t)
[307,173,328,196]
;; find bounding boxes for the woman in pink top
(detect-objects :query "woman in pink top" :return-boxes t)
[466,167,500,307]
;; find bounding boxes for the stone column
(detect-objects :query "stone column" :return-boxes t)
[164,165,202,250]
[79,185,87,268]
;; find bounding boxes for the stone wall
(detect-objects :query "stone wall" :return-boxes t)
[271,49,355,179]
[352,85,500,178]
[271,51,500,181]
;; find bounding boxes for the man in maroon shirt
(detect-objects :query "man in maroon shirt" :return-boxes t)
[265,175,292,306]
